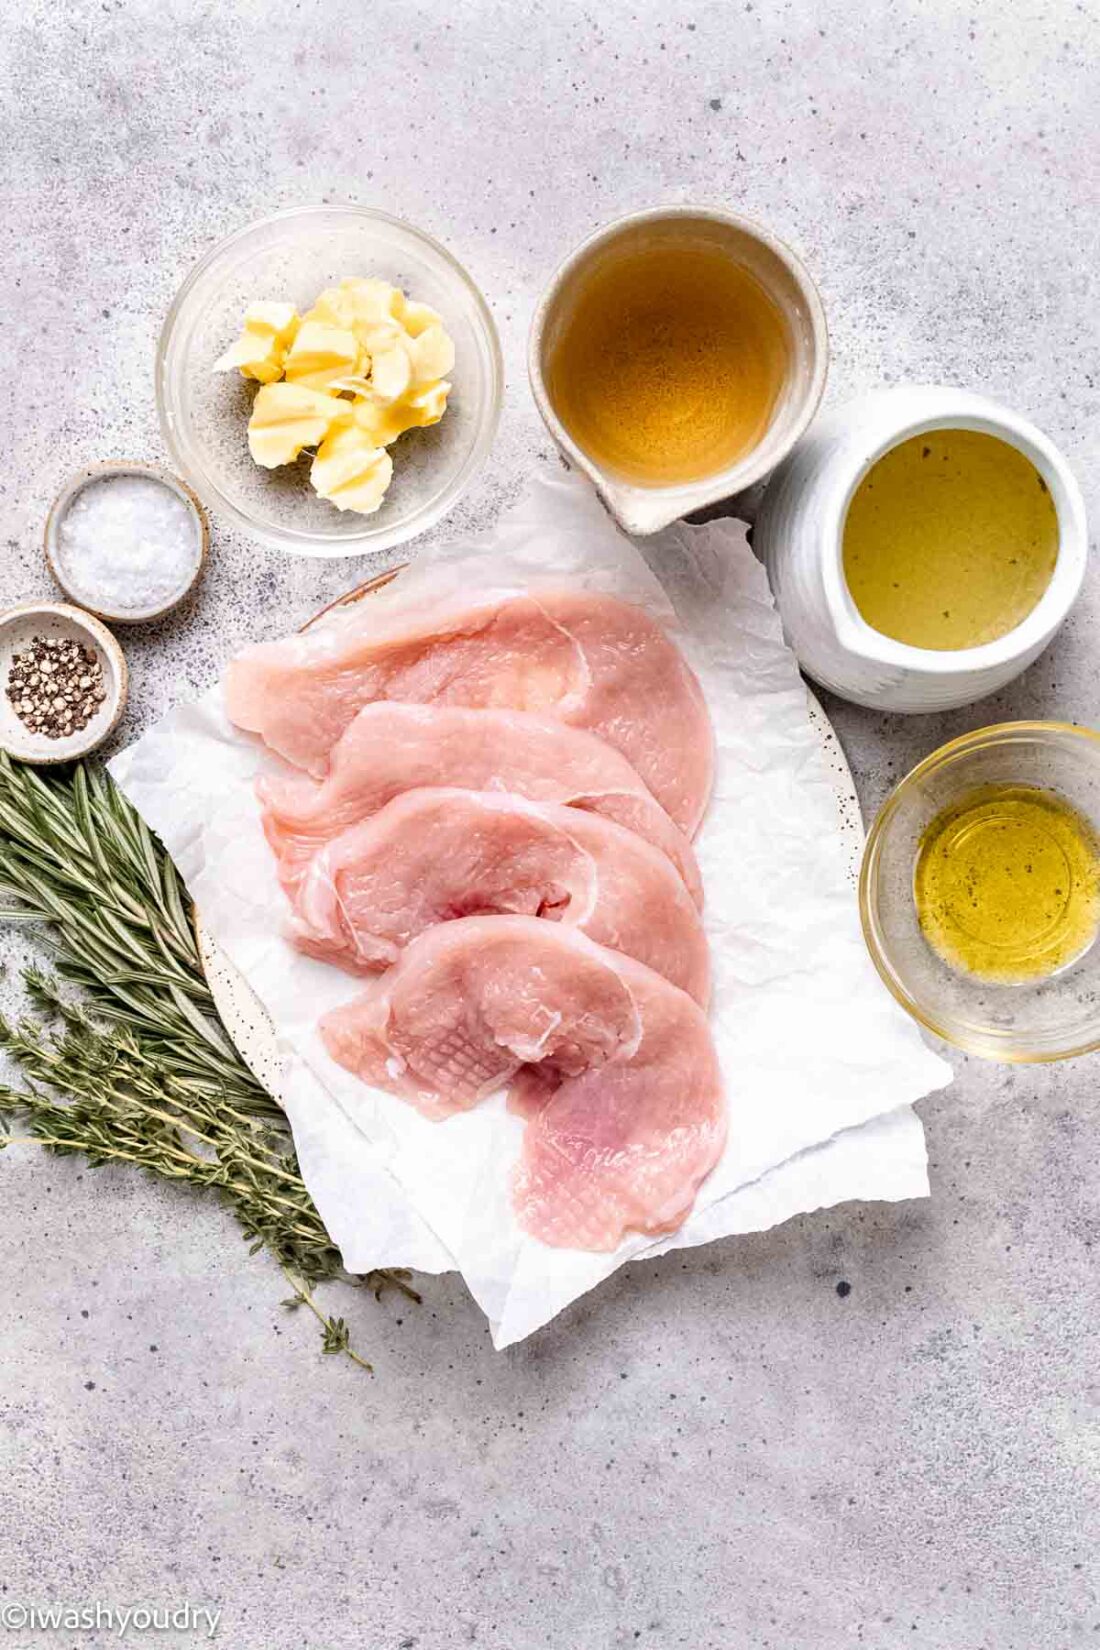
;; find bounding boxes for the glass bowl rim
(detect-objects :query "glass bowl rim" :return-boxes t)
[155,203,504,556]
[859,719,1100,1063]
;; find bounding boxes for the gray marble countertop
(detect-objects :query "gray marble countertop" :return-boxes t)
[1,3,1097,1646]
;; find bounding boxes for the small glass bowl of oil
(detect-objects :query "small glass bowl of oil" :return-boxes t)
[860,723,1100,1062]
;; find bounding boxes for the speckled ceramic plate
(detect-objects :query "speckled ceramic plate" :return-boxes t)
[197,575,865,1089]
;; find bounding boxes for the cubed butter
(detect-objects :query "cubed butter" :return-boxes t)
[369,341,413,404]
[409,323,455,385]
[213,302,300,384]
[220,275,454,514]
[310,423,394,514]
[283,321,363,393]
[354,379,452,448]
[247,383,352,468]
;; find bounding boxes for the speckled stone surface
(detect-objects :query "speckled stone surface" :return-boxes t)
[1,4,1098,1647]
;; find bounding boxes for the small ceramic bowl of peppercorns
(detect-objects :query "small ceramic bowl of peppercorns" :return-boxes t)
[0,602,127,765]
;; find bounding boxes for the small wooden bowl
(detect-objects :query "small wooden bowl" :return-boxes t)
[44,461,209,624]
[0,602,128,765]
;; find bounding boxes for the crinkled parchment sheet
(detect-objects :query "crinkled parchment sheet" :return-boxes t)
[112,471,951,1348]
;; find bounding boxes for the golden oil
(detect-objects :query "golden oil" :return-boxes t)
[914,784,1100,984]
[545,241,790,487]
[843,430,1059,651]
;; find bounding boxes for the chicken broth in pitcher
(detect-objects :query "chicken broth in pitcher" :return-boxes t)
[545,241,791,487]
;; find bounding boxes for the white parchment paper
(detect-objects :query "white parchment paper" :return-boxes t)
[111,471,951,1347]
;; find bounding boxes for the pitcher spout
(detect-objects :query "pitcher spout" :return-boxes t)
[596,477,696,538]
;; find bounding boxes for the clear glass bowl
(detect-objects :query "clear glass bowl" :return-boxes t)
[156,205,503,557]
[860,722,1100,1062]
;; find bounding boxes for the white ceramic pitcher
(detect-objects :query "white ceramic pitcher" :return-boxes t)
[528,206,828,537]
[753,385,1088,713]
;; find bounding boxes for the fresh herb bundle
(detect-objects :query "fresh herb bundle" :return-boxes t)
[0,753,418,1371]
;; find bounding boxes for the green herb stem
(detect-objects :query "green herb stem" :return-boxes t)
[0,751,418,1369]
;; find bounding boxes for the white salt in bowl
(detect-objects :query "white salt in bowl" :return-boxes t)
[45,462,208,624]
[0,602,128,765]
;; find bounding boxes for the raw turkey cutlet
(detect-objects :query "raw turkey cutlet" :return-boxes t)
[225,588,713,833]
[319,917,725,1251]
[226,576,724,1255]
[286,787,709,1004]
[258,702,702,906]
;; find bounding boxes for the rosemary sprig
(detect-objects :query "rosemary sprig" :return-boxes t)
[0,752,419,1370]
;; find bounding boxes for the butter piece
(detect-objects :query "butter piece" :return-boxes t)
[340,276,405,327]
[406,381,451,427]
[310,423,394,514]
[351,397,415,448]
[409,322,455,385]
[356,318,404,357]
[283,321,363,393]
[221,275,454,514]
[214,302,300,383]
[305,286,359,332]
[402,300,443,338]
[307,278,400,337]
[353,379,451,448]
[326,375,374,399]
[247,383,351,468]
[369,341,413,404]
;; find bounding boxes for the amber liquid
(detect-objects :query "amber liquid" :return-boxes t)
[545,241,791,486]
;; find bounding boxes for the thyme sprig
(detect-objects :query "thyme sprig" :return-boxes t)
[0,753,419,1371]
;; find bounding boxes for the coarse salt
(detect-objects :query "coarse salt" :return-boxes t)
[57,474,201,615]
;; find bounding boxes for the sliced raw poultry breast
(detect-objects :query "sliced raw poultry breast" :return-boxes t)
[225,587,713,833]
[538,590,713,835]
[320,916,640,1120]
[226,590,587,778]
[510,946,725,1252]
[258,703,702,906]
[287,787,709,1004]
[318,917,725,1251]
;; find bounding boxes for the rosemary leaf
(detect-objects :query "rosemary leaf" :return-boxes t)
[0,751,419,1369]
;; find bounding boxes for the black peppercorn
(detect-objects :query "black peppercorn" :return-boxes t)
[6,635,105,739]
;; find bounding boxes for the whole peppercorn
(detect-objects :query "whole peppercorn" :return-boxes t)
[6,635,106,739]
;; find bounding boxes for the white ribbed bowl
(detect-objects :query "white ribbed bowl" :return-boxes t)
[754,385,1087,713]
